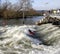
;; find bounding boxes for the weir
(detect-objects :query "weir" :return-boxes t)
[36,16,60,26]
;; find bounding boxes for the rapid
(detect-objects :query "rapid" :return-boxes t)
[0,23,60,54]
[0,16,60,54]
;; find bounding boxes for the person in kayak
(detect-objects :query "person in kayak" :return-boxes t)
[28,29,35,35]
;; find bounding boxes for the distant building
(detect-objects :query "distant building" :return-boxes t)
[52,9,60,14]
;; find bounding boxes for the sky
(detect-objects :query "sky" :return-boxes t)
[32,0,60,10]
[1,0,60,10]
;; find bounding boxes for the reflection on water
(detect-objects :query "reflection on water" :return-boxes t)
[0,16,44,26]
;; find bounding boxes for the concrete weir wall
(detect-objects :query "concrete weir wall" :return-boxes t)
[36,16,60,25]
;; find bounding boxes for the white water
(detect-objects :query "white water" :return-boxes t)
[0,24,60,54]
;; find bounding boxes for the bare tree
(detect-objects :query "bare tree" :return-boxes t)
[1,0,11,25]
[18,0,32,24]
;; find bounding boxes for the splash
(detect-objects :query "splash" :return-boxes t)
[0,24,60,54]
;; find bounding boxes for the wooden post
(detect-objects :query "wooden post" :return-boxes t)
[23,10,25,24]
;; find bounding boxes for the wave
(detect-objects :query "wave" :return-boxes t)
[0,24,60,54]
[36,24,60,46]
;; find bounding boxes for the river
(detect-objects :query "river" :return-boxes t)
[0,16,44,26]
[0,16,60,54]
